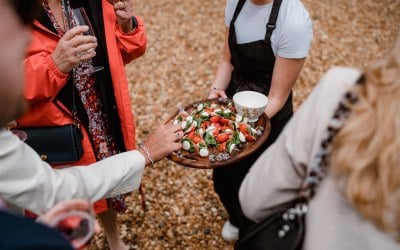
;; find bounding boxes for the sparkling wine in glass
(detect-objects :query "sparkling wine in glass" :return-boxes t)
[69,7,104,75]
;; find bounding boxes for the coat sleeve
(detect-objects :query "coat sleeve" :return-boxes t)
[238,67,361,222]
[23,33,69,103]
[114,16,147,64]
[0,129,145,214]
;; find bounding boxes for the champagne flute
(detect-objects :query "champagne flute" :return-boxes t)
[68,7,104,75]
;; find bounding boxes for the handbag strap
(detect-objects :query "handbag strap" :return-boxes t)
[272,88,359,240]
[71,81,79,126]
[300,88,359,200]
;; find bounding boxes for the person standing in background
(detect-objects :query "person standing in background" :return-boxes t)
[15,0,146,249]
[208,0,313,241]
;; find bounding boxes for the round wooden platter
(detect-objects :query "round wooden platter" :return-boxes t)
[166,98,271,169]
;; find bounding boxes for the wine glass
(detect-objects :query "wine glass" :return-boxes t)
[68,7,104,75]
[37,171,96,249]
[10,130,27,141]
[49,209,95,249]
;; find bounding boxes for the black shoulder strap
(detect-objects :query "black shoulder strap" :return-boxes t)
[265,0,282,41]
[300,88,358,200]
[230,0,246,27]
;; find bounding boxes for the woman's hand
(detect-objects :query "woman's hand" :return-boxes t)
[52,26,98,73]
[109,0,135,33]
[208,87,228,99]
[138,124,184,165]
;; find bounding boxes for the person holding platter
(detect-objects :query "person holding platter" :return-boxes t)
[207,0,313,241]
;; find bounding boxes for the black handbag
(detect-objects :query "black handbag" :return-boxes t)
[20,124,83,164]
[16,84,83,165]
[235,198,307,250]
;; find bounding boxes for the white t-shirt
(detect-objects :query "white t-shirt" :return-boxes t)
[225,0,313,59]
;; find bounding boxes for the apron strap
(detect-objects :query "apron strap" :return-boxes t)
[264,0,282,42]
[230,0,246,27]
[229,0,246,44]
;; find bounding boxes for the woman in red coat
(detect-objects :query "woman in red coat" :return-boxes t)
[17,0,146,249]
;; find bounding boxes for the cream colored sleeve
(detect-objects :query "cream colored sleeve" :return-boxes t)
[239,67,361,222]
[0,129,145,214]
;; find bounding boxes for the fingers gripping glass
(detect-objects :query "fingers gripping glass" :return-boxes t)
[37,171,95,249]
[68,7,104,75]
[50,210,95,249]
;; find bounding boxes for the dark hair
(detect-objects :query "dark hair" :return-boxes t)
[9,0,42,25]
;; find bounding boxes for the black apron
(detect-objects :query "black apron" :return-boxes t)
[213,0,293,230]
[226,0,292,122]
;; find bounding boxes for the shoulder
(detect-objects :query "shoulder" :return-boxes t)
[302,67,362,119]
[225,0,239,26]
[318,67,362,93]
[226,0,239,9]
[278,0,312,35]
[280,0,312,34]
[296,67,362,130]
[274,0,313,58]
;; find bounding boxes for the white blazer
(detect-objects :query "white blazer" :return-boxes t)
[0,128,145,214]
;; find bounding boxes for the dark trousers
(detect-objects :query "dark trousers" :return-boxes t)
[213,114,292,232]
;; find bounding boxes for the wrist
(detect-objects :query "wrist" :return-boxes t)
[121,16,138,33]
[138,144,154,167]
[210,86,222,91]
[208,86,223,96]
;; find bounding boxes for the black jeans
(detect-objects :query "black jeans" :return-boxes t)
[213,113,292,231]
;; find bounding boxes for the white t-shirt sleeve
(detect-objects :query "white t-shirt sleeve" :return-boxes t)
[225,0,238,27]
[275,6,313,59]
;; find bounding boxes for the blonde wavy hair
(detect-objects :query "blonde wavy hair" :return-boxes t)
[331,34,400,237]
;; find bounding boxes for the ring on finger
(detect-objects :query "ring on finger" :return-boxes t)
[75,52,84,61]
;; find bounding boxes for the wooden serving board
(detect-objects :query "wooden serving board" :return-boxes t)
[166,98,271,169]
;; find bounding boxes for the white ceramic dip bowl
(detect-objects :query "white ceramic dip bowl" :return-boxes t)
[233,91,268,122]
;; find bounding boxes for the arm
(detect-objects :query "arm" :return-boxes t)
[265,56,305,119]
[0,123,183,214]
[0,129,145,214]
[266,10,313,118]
[108,1,147,64]
[208,27,232,99]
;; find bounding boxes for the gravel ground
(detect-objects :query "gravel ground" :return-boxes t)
[89,0,400,249]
